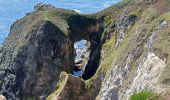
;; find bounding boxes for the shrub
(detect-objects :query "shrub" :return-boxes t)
[130,91,160,100]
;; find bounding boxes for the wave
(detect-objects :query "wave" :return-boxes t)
[72,9,83,13]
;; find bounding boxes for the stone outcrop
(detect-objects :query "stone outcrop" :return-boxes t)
[47,72,86,100]
[48,71,103,100]
[0,20,74,99]
[34,3,56,11]
[0,5,103,100]
[115,11,137,48]
[94,1,170,99]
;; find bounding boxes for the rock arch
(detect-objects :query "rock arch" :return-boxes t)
[0,7,104,99]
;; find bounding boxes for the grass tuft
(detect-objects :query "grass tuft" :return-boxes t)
[130,91,160,100]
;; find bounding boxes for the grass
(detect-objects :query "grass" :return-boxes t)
[128,8,143,19]
[43,9,70,35]
[47,71,68,100]
[166,0,170,3]
[104,14,116,27]
[152,12,170,85]
[130,91,160,100]
[85,6,169,97]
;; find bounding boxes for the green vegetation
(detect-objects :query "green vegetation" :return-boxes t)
[104,14,116,27]
[3,0,170,99]
[43,9,70,35]
[166,0,170,3]
[96,0,134,16]
[129,9,143,18]
[47,71,68,100]
[153,12,170,85]
[130,91,160,100]
[44,8,77,19]
[101,13,116,42]
[87,4,170,95]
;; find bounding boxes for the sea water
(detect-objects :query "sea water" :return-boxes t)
[0,0,120,45]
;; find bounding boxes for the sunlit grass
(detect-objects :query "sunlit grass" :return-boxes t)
[130,91,160,100]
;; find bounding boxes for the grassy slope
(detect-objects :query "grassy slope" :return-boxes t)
[130,91,160,100]
[85,0,170,98]
[46,0,170,99]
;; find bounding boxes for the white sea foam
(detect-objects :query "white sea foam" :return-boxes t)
[72,9,83,13]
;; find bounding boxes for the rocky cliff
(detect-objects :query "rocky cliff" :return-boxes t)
[1,0,170,100]
[0,4,103,100]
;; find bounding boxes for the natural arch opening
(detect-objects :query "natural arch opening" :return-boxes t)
[72,34,102,80]
[67,15,104,80]
[73,39,91,77]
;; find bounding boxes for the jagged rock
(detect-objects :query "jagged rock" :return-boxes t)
[74,64,83,71]
[75,59,83,64]
[0,4,103,100]
[34,3,56,11]
[0,20,74,99]
[115,11,137,48]
[48,72,102,100]
[47,73,85,100]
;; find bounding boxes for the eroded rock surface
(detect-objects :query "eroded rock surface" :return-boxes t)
[48,72,85,100]
[0,5,103,100]
[0,20,74,99]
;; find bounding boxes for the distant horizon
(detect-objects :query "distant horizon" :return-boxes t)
[0,0,121,46]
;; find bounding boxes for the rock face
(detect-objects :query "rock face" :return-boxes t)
[48,71,103,100]
[49,0,170,100]
[0,20,74,99]
[34,3,55,11]
[1,0,170,100]
[94,0,170,99]
[115,11,137,48]
[0,6,103,100]
[97,19,170,100]
[47,72,86,100]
